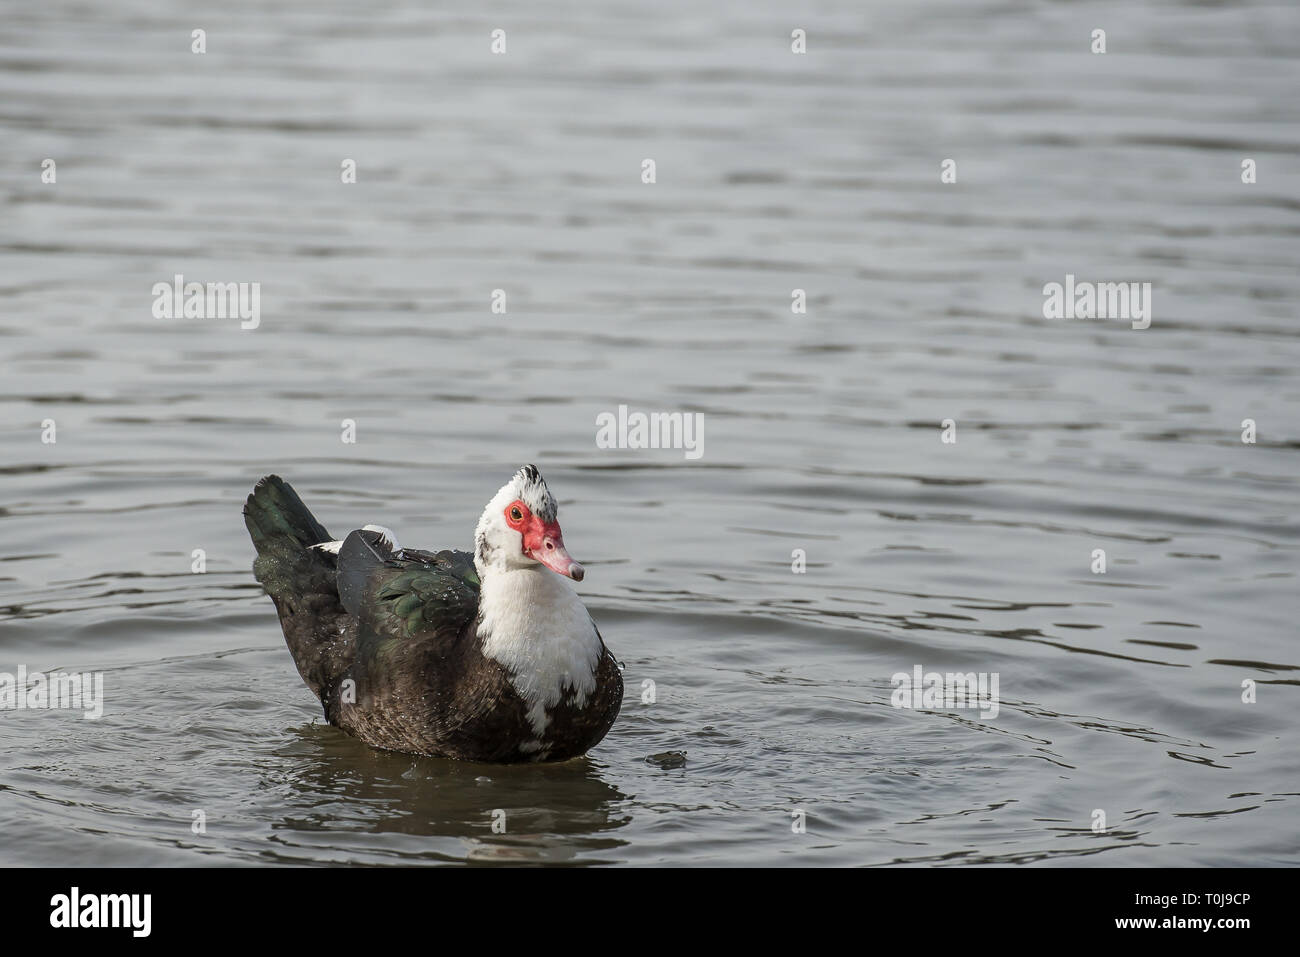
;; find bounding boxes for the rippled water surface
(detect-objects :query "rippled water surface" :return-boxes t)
[2,0,1298,866]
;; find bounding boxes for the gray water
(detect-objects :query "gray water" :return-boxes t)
[1,0,1298,866]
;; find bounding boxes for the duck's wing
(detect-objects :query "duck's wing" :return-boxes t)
[336,530,480,683]
[336,529,479,638]
[360,551,479,643]
[330,532,485,743]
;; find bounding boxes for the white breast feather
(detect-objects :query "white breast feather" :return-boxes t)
[476,566,601,739]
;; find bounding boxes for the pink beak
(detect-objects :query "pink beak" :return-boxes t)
[525,521,585,581]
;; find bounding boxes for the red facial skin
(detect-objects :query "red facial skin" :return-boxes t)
[504,500,585,581]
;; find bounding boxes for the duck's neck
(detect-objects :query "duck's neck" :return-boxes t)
[475,563,602,738]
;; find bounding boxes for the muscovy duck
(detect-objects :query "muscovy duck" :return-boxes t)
[242,466,622,763]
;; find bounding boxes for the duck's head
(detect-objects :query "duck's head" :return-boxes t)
[474,465,584,581]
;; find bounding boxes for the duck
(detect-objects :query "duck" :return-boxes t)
[242,465,622,763]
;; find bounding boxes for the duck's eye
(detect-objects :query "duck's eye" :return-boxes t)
[510,506,523,521]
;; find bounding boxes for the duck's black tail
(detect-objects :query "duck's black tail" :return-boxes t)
[243,475,334,599]
[243,475,352,703]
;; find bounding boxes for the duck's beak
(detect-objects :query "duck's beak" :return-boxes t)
[525,521,585,581]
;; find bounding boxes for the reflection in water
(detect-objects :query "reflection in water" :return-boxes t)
[267,724,631,865]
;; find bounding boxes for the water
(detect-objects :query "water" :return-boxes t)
[1,0,1298,866]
